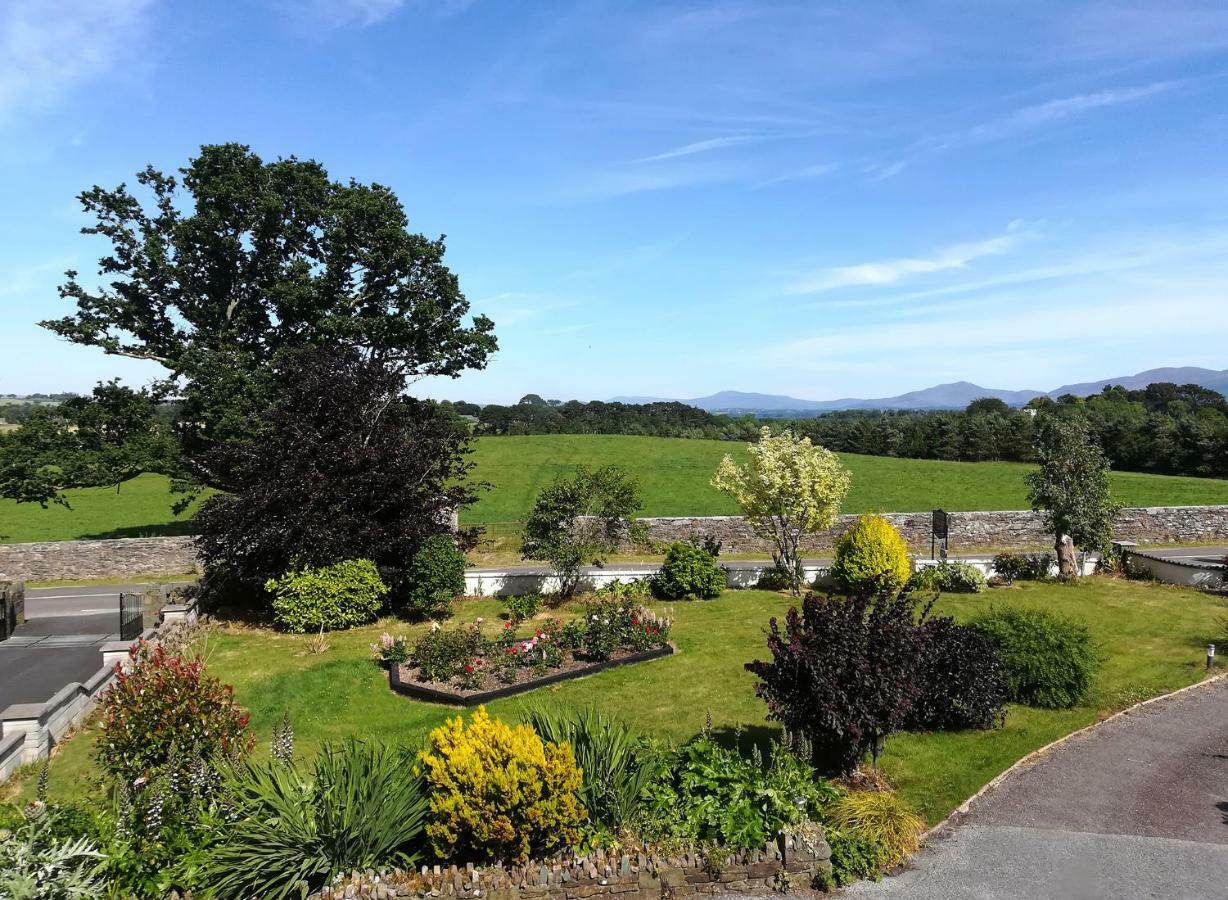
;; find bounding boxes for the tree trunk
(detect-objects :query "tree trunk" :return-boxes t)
[1055,533,1078,579]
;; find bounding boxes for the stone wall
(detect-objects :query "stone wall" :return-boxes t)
[0,536,199,581]
[618,505,1228,554]
[308,833,832,900]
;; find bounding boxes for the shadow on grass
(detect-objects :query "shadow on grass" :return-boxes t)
[79,521,199,540]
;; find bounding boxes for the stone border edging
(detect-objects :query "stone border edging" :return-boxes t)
[918,670,1228,845]
[389,644,676,706]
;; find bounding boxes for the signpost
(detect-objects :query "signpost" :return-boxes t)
[931,509,949,561]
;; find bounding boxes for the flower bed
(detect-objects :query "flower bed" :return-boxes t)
[385,595,674,705]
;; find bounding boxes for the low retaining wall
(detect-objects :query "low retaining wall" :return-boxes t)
[308,832,832,900]
[0,536,199,581]
[618,505,1228,554]
[464,562,832,598]
[0,599,198,784]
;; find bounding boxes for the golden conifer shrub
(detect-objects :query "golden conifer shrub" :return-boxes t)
[419,706,586,863]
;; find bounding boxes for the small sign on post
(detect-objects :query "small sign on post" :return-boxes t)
[931,509,950,561]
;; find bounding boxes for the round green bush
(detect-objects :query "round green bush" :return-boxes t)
[267,558,388,633]
[830,514,912,595]
[404,534,466,619]
[972,607,1098,709]
[906,562,987,595]
[652,542,727,600]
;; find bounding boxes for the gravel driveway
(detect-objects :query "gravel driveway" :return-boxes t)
[844,677,1228,899]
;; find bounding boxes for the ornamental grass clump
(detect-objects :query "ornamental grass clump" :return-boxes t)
[206,739,428,900]
[826,790,924,873]
[830,514,911,596]
[419,707,586,864]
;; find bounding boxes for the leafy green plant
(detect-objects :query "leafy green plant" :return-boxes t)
[206,739,428,900]
[973,607,1099,708]
[410,623,489,683]
[96,641,252,784]
[370,632,410,668]
[826,790,923,872]
[524,705,664,835]
[637,732,837,850]
[652,542,727,600]
[266,559,388,633]
[830,514,912,595]
[504,592,543,625]
[824,828,887,886]
[521,465,641,596]
[906,562,986,595]
[419,707,586,864]
[404,534,466,620]
[0,802,105,900]
[992,552,1054,584]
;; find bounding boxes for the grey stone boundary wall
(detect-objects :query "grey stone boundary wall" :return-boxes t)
[307,832,832,900]
[0,536,199,581]
[0,599,198,783]
[0,504,1224,580]
[617,505,1228,554]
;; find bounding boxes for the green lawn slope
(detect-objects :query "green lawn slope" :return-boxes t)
[3,434,1228,542]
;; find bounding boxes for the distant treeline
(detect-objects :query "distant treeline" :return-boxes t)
[443,382,1228,479]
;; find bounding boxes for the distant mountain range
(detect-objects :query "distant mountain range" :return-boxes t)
[611,367,1228,413]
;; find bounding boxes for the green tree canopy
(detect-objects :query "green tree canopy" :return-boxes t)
[1025,414,1119,577]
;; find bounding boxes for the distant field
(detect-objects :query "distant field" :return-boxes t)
[3,434,1228,543]
[0,474,206,544]
[462,435,1228,523]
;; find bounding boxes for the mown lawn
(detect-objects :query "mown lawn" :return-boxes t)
[13,577,1223,827]
[6,435,1228,542]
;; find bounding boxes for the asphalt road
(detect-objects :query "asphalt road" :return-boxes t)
[0,583,159,711]
[843,678,1228,899]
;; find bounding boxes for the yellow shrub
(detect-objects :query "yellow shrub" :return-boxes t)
[830,514,911,594]
[827,790,924,870]
[419,706,586,863]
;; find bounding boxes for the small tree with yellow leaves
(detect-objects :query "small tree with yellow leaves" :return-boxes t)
[712,427,851,595]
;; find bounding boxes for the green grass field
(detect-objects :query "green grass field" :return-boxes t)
[3,434,1228,543]
[464,435,1228,523]
[11,578,1223,827]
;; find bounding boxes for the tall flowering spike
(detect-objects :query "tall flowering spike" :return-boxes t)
[271,712,295,766]
[36,759,49,802]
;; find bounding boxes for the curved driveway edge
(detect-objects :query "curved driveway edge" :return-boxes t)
[845,676,1228,898]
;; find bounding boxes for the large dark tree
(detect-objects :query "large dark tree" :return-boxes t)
[42,143,496,488]
[194,344,477,608]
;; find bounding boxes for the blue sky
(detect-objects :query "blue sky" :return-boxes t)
[2,0,1227,404]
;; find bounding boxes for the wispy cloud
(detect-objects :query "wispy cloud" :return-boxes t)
[929,81,1177,151]
[634,135,761,163]
[786,222,1032,294]
[549,164,739,202]
[0,0,155,121]
[753,161,839,189]
[863,160,907,183]
[288,0,405,27]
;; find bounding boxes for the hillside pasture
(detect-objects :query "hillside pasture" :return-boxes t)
[3,434,1228,543]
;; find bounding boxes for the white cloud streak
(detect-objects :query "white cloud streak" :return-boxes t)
[0,0,155,120]
[786,223,1032,294]
[929,81,1177,150]
[633,135,761,163]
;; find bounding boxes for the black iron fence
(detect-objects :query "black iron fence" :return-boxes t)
[119,591,144,641]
